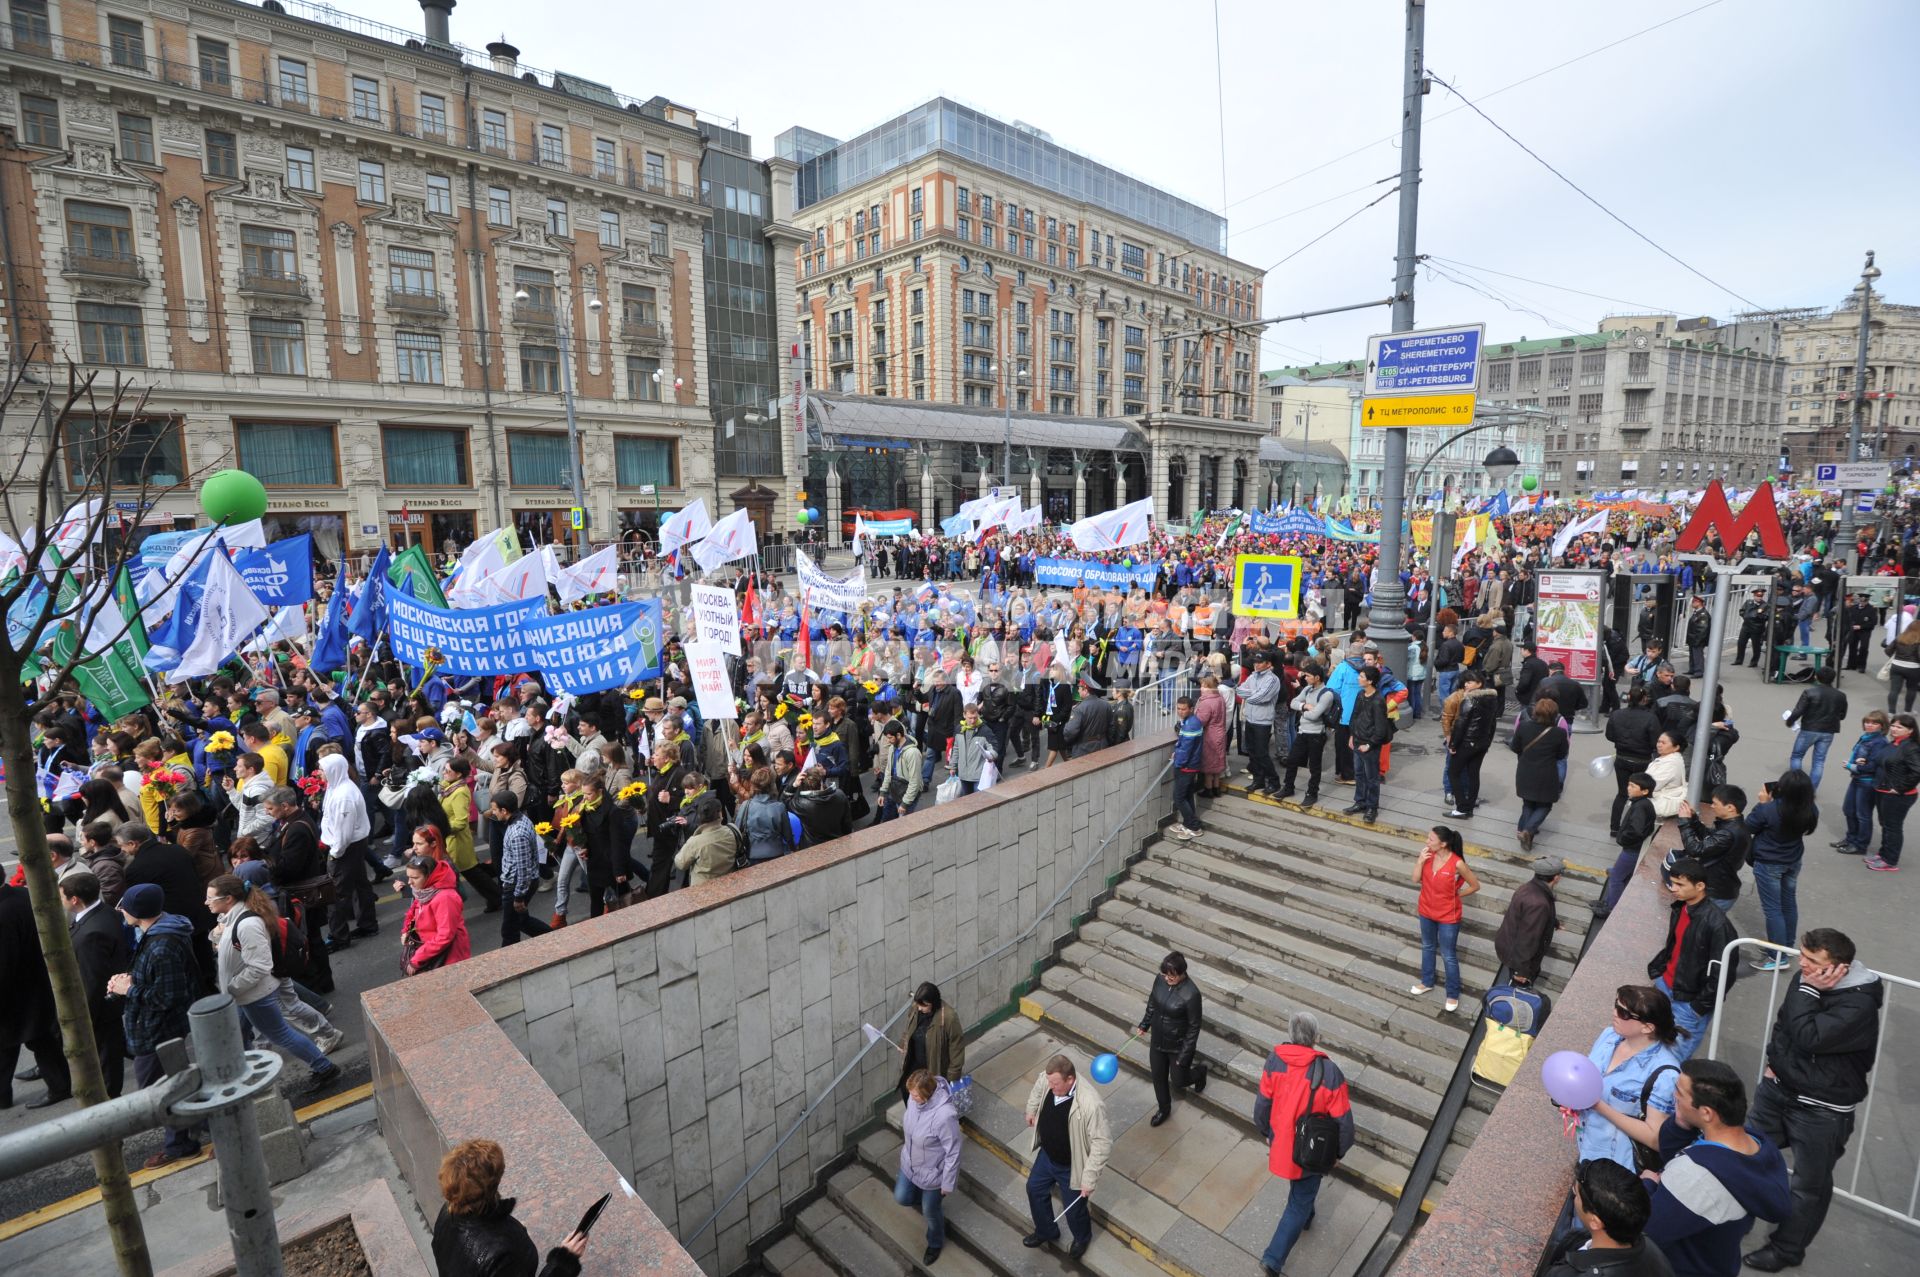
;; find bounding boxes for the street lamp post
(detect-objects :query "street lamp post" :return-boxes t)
[515,285,602,556]
[997,360,1027,491]
[1836,250,1881,556]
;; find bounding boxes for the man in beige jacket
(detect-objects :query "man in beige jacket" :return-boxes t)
[1022,1053,1112,1258]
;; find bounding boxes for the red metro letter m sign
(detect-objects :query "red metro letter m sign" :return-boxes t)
[1674,480,1791,561]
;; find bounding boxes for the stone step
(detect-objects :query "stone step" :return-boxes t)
[792,1196,909,1277]
[761,1228,847,1277]
[1147,827,1588,966]
[1193,802,1604,926]
[823,1164,1000,1276]
[1066,927,1491,1136]
[1022,969,1462,1193]
[849,1128,1170,1277]
[1036,956,1467,1152]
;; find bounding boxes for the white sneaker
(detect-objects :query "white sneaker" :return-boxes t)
[1166,825,1195,841]
[315,1028,345,1054]
[1409,984,1434,996]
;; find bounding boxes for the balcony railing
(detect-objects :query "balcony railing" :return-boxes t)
[386,286,446,315]
[237,268,309,299]
[62,247,148,282]
[621,319,662,344]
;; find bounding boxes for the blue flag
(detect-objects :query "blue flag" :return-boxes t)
[142,554,218,673]
[232,534,314,608]
[310,560,350,678]
[348,544,390,644]
[1480,489,1511,516]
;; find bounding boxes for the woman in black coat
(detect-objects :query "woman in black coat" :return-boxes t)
[1604,685,1662,837]
[432,1138,586,1277]
[1509,696,1570,852]
[573,775,632,916]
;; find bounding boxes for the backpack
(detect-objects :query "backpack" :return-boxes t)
[1291,1058,1342,1175]
[729,822,751,871]
[230,906,308,981]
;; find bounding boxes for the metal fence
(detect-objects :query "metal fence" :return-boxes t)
[1708,937,1920,1230]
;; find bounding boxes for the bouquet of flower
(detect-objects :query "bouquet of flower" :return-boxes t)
[627,687,648,702]
[141,766,192,803]
[617,779,649,804]
[544,724,573,750]
[296,772,327,801]
[205,731,237,769]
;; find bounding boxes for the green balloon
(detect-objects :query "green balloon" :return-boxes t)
[795,509,809,524]
[200,469,267,524]
[1520,475,1539,492]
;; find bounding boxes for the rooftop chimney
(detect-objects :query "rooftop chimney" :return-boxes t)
[419,0,455,45]
[486,37,520,76]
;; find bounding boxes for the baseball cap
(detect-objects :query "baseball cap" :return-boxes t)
[417,726,444,742]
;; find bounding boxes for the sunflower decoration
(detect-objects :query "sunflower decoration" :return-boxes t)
[617,780,649,802]
[534,822,554,836]
[862,680,880,695]
[559,811,582,830]
[205,730,237,753]
[774,703,788,720]
[627,687,648,701]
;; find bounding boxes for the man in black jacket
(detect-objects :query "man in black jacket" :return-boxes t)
[1537,662,1590,722]
[1137,951,1205,1127]
[62,872,130,1097]
[1545,1157,1677,1277]
[1735,589,1771,667]
[1344,666,1393,824]
[1676,785,1749,914]
[116,821,216,990]
[1646,859,1737,1063]
[1447,670,1499,819]
[922,670,963,784]
[1494,857,1561,987]
[1838,592,1877,672]
[1514,640,1551,710]
[1063,679,1113,759]
[1784,667,1847,791]
[1743,927,1884,1273]
[1430,623,1465,720]
[263,787,334,994]
[1684,594,1712,676]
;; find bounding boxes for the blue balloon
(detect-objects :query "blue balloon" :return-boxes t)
[1089,1053,1119,1084]
[789,813,804,846]
[808,506,822,522]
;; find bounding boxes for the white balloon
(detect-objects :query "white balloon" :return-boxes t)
[1587,754,1616,779]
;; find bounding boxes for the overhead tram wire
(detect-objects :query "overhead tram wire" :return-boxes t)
[1221,0,1730,213]
[1426,73,1768,312]
[1424,256,1692,318]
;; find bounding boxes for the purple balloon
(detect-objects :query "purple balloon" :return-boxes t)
[1540,1050,1603,1109]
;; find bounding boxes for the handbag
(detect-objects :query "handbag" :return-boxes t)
[400,917,449,975]
[948,1075,976,1117]
[884,748,909,804]
[1631,1064,1678,1173]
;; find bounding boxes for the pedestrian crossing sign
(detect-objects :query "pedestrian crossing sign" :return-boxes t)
[1232,554,1303,619]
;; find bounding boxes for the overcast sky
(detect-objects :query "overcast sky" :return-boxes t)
[436,0,1917,371]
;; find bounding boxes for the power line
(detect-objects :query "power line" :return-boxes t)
[1213,0,1231,230]
[1425,255,1688,317]
[1262,185,1399,275]
[1223,0,1728,214]
[1426,74,1768,312]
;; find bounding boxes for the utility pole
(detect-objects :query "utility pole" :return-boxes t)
[1835,250,1880,556]
[1367,0,1426,675]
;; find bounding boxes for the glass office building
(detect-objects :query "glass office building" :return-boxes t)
[778,98,1227,252]
[700,123,782,476]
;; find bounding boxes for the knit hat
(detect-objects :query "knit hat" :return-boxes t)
[118,883,165,920]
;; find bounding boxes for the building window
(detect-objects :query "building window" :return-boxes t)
[76,303,145,366]
[286,146,316,192]
[426,174,453,216]
[598,210,620,248]
[107,15,147,69]
[645,152,667,187]
[382,426,470,486]
[620,284,657,326]
[240,224,297,283]
[196,37,230,89]
[20,94,60,148]
[249,318,307,375]
[351,75,382,123]
[911,216,923,239]
[117,114,155,165]
[508,431,570,487]
[205,129,237,178]
[616,436,675,486]
[521,344,560,392]
[277,57,309,107]
[958,216,971,241]
[235,421,339,486]
[649,221,669,256]
[539,123,566,165]
[417,92,448,140]
[594,138,617,179]
[545,198,569,238]
[487,186,512,226]
[357,160,386,203]
[388,246,436,298]
[627,356,661,400]
[65,201,134,264]
[10,0,50,50]
[513,266,555,314]
[480,109,509,152]
[64,414,182,488]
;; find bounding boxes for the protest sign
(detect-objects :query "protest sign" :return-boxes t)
[685,638,737,721]
[794,551,869,614]
[1032,557,1158,590]
[689,582,742,655]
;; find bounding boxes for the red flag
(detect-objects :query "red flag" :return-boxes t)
[797,599,812,672]
[742,578,760,633]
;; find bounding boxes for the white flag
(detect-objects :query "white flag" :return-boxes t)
[246,605,310,652]
[1453,513,1481,572]
[167,551,269,683]
[691,507,757,573]
[851,514,868,558]
[1067,498,1153,552]
[1006,505,1044,534]
[448,526,522,605]
[973,496,1021,539]
[486,548,551,602]
[45,498,104,571]
[555,545,619,604]
[1551,509,1609,560]
[660,499,713,558]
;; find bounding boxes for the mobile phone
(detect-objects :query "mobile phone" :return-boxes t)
[575,1191,613,1237]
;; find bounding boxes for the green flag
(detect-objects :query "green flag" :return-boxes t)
[1188,510,1204,537]
[50,621,151,718]
[388,542,448,608]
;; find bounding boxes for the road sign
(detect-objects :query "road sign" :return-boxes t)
[1814,462,1890,488]
[1360,393,1476,428]
[569,507,585,531]
[1365,323,1485,397]
[1856,494,1878,515]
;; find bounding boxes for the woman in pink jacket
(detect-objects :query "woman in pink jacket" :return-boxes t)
[1194,676,1229,797]
[401,856,472,975]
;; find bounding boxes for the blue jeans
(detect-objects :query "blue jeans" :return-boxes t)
[1353,746,1381,812]
[1843,781,1877,849]
[1518,800,1552,834]
[1173,770,1200,831]
[1655,976,1712,1063]
[552,845,585,919]
[1750,860,1800,947]
[894,1171,946,1250]
[1419,916,1462,998]
[237,996,336,1075]
[1790,730,1834,789]
[1434,670,1459,715]
[1407,680,1424,720]
[1261,1173,1322,1271]
[1025,1149,1090,1246]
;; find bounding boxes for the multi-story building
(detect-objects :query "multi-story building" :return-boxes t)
[1766,284,1920,478]
[1260,372,1353,506]
[1265,361,1549,507]
[0,0,804,558]
[777,99,1269,530]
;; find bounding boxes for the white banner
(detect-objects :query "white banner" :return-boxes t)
[685,638,737,721]
[794,550,868,614]
[689,582,742,655]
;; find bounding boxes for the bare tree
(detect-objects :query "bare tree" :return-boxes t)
[0,357,223,1277]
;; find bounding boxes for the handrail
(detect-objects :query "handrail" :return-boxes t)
[688,754,1177,1245]
[1707,936,1920,1228]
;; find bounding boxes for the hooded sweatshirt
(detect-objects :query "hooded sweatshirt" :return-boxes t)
[898,1077,963,1193]
[1644,1121,1791,1277]
[402,859,471,969]
[317,753,371,856]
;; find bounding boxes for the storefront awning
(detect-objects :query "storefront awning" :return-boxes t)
[805,393,1146,455]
